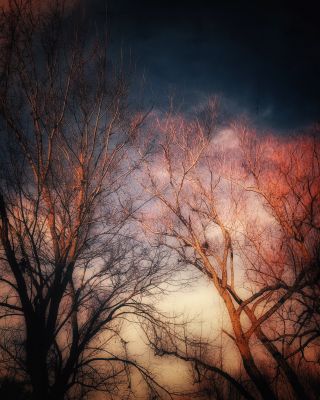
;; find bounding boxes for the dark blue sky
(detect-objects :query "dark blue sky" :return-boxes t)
[80,0,320,130]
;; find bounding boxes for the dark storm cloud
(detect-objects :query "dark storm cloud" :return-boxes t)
[80,0,320,130]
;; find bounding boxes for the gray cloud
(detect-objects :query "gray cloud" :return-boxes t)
[78,0,320,130]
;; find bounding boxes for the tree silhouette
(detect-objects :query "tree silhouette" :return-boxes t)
[0,1,169,399]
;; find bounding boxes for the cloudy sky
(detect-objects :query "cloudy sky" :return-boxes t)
[74,0,320,130]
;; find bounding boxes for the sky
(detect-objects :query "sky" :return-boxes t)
[0,1,318,396]
[67,2,320,389]
[75,0,320,130]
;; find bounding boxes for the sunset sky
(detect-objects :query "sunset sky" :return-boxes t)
[73,1,320,394]
[0,1,319,399]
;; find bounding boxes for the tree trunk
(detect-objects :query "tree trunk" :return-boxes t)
[256,328,309,400]
[26,327,50,400]
[241,349,277,400]
[222,292,277,400]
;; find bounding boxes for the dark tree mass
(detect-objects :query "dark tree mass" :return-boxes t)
[0,1,319,400]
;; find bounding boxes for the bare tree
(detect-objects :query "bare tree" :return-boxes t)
[143,317,255,400]
[236,127,320,393]
[0,2,170,399]
[140,110,320,399]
